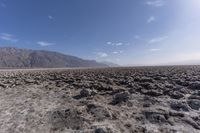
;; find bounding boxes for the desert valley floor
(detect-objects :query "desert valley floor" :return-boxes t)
[0,66,200,133]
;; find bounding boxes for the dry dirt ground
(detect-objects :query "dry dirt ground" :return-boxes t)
[0,66,200,133]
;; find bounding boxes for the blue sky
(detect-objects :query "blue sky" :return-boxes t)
[0,0,200,65]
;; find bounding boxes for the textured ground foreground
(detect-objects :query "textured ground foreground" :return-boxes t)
[0,66,200,133]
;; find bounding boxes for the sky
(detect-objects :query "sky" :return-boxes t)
[0,0,200,66]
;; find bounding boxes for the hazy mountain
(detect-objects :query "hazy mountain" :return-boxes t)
[168,60,200,65]
[0,47,108,68]
[101,61,120,67]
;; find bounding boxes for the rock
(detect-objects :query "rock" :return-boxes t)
[24,79,36,84]
[94,127,116,133]
[144,111,167,124]
[193,90,200,96]
[187,99,200,110]
[93,83,113,92]
[140,89,163,97]
[175,79,189,86]
[0,83,7,88]
[143,96,158,107]
[146,89,163,97]
[188,95,200,100]
[95,128,106,133]
[188,82,200,90]
[119,79,129,85]
[169,91,184,99]
[169,111,184,117]
[80,88,91,97]
[170,101,190,112]
[138,77,155,83]
[188,91,200,100]
[87,104,110,121]
[164,82,173,88]
[192,116,200,124]
[132,126,147,133]
[48,108,85,131]
[179,88,190,94]
[109,88,125,95]
[184,117,200,130]
[91,90,98,95]
[139,82,154,89]
[110,92,129,105]
[159,128,179,133]
[128,84,142,94]
[143,102,151,108]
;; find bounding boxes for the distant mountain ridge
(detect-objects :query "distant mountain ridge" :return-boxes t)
[100,61,120,67]
[0,47,108,68]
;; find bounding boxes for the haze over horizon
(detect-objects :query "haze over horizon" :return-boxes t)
[0,0,200,66]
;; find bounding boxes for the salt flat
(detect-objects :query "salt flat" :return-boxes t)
[0,66,200,133]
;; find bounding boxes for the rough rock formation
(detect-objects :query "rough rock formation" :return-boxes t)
[0,66,200,132]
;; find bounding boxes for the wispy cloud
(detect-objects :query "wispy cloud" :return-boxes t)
[107,42,124,46]
[148,36,168,44]
[146,0,165,7]
[48,15,54,20]
[113,51,118,54]
[107,42,112,45]
[115,42,123,46]
[149,48,161,52]
[37,41,54,46]
[0,33,18,42]
[134,35,140,39]
[112,51,123,54]
[147,16,156,23]
[97,52,108,58]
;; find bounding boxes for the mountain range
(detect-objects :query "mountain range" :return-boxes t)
[0,47,108,68]
[101,61,120,67]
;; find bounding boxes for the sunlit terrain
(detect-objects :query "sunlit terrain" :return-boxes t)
[0,0,200,133]
[0,66,200,132]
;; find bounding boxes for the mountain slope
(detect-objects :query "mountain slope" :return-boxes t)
[0,47,108,68]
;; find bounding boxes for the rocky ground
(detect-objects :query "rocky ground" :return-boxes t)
[0,66,200,133]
